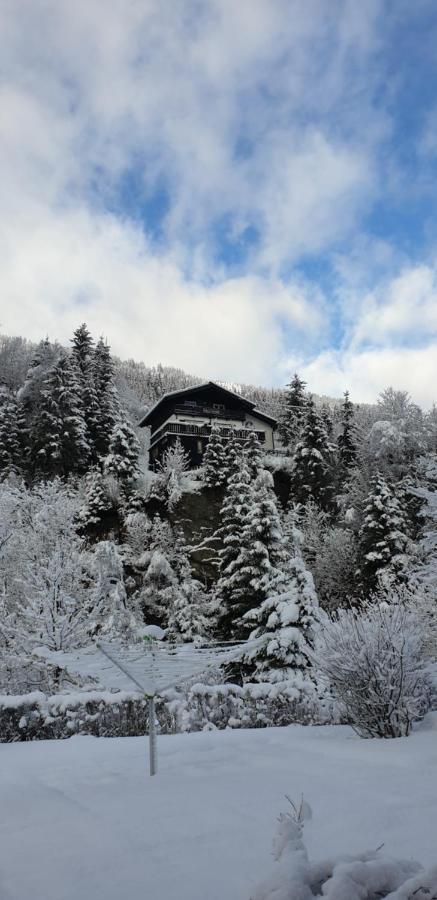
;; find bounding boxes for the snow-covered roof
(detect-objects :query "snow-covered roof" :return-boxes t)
[139,381,277,427]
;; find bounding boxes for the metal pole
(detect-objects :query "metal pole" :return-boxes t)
[148,695,157,776]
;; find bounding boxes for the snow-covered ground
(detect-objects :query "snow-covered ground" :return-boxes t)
[1,717,437,900]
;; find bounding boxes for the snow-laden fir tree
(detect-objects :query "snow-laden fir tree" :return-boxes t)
[215,459,255,639]
[337,390,357,470]
[243,430,264,480]
[223,469,294,640]
[203,423,228,488]
[0,396,21,480]
[357,474,410,593]
[29,353,90,477]
[71,323,101,462]
[92,337,118,459]
[278,373,308,449]
[242,507,318,681]
[104,417,140,482]
[77,468,112,529]
[165,535,212,643]
[90,540,141,641]
[291,397,333,509]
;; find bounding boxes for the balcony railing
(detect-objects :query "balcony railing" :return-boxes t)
[172,404,243,420]
[149,421,265,450]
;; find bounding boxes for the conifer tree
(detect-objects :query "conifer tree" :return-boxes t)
[30,353,90,477]
[71,323,100,462]
[338,390,357,470]
[78,468,111,529]
[165,534,212,643]
[93,337,118,459]
[203,423,228,488]
[243,430,264,480]
[104,418,140,482]
[215,460,254,638]
[0,397,21,480]
[357,474,410,593]
[218,469,292,640]
[225,429,243,480]
[278,373,308,449]
[291,397,333,509]
[243,548,318,682]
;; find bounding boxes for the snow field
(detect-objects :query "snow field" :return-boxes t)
[1,715,437,900]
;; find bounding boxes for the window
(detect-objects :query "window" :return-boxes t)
[213,403,225,411]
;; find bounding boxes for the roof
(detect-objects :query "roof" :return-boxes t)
[139,380,277,428]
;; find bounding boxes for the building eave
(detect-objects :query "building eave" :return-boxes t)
[139,380,258,427]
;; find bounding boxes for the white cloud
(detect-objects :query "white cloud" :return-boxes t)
[298,343,437,408]
[0,206,323,385]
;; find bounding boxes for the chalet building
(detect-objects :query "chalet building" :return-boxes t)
[140,381,277,470]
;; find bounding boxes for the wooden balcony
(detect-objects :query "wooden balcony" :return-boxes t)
[172,404,243,420]
[149,421,265,450]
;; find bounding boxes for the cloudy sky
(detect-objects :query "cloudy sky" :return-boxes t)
[2,0,437,403]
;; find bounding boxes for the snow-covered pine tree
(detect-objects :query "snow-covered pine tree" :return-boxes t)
[243,430,264,480]
[225,428,243,480]
[357,474,410,593]
[215,460,255,639]
[104,417,140,483]
[278,374,308,449]
[30,353,90,477]
[222,469,292,640]
[338,390,357,470]
[71,323,101,463]
[243,548,318,682]
[92,337,118,459]
[78,468,112,529]
[0,396,21,480]
[90,540,141,641]
[291,397,333,509]
[203,423,228,487]
[165,533,211,643]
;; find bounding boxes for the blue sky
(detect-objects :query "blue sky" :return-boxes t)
[2,0,437,403]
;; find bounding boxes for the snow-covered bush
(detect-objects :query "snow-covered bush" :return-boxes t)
[312,599,431,738]
[250,798,437,900]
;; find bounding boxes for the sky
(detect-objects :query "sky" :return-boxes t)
[2,1,437,404]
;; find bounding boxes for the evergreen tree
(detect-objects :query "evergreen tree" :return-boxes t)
[243,430,264,480]
[90,540,141,640]
[217,469,292,641]
[357,474,410,593]
[0,397,21,480]
[278,374,308,449]
[165,533,212,643]
[338,391,357,470]
[215,460,254,638]
[78,468,111,529]
[93,337,118,459]
[203,423,228,488]
[30,353,90,477]
[243,548,318,682]
[104,418,140,482]
[71,323,94,372]
[291,397,333,509]
[71,323,100,462]
[225,429,243,480]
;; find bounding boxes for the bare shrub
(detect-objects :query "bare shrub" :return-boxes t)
[311,599,431,738]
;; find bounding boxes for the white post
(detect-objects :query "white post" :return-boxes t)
[148,695,157,776]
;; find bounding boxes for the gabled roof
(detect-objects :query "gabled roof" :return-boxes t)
[139,380,277,427]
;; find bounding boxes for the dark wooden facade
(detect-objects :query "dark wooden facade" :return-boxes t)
[139,382,277,470]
